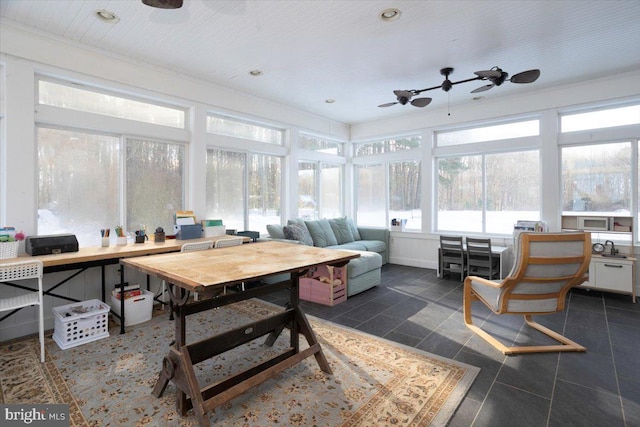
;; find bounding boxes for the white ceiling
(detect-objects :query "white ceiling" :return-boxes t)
[1,0,639,125]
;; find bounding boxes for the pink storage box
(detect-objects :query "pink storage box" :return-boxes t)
[299,264,347,306]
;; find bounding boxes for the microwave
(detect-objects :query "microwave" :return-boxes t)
[577,216,610,231]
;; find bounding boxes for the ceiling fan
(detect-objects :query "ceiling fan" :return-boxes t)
[378,66,540,108]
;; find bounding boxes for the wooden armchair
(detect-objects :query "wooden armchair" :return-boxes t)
[463,232,591,354]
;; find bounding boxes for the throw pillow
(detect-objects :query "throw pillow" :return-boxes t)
[283,223,314,246]
[304,219,338,248]
[266,224,285,239]
[329,217,355,244]
[346,218,361,240]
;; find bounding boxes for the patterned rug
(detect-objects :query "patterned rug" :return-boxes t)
[0,299,479,426]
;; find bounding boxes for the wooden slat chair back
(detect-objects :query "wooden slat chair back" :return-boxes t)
[463,232,591,354]
[440,235,466,282]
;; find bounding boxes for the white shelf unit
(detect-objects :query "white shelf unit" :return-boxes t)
[561,214,636,302]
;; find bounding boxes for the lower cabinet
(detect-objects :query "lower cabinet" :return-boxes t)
[579,255,637,302]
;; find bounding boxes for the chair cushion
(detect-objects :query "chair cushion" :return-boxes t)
[304,219,338,248]
[266,224,285,239]
[329,217,355,244]
[283,223,313,246]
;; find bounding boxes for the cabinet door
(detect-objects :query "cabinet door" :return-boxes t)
[593,261,632,293]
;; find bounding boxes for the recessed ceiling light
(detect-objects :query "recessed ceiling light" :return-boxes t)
[249,70,263,76]
[473,96,485,101]
[325,99,335,104]
[95,9,120,23]
[379,8,401,22]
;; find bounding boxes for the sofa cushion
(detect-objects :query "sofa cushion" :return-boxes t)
[283,223,314,246]
[326,242,368,251]
[346,218,361,241]
[266,224,285,239]
[329,217,355,244]
[356,240,387,254]
[304,219,338,248]
[348,251,383,278]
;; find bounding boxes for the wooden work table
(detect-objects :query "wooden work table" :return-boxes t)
[121,240,359,427]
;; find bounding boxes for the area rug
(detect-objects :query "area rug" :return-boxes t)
[1,299,479,426]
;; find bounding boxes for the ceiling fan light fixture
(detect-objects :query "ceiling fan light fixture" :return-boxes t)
[380,8,402,22]
[141,0,183,9]
[94,9,120,23]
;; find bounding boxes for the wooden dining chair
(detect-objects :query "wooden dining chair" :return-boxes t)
[464,231,591,354]
[466,237,500,280]
[439,235,466,282]
[0,260,45,362]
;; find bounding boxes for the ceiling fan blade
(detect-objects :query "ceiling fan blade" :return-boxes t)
[411,97,432,107]
[471,84,494,94]
[378,102,399,108]
[393,90,414,99]
[142,0,183,8]
[510,69,540,84]
[474,70,502,79]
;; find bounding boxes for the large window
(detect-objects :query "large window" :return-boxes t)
[356,164,386,227]
[356,161,422,229]
[207,114,284,145]
[38,80,186,128]
[355,136,420,156]
[437,150,540,234]
[38,128,184,246]
[354,135,422,229]
[298,161,343,220]
[205,149,281,232]
[561,142,631,214]
[299,134,343,155]
[436,120,539,147]
[561,104,640,132]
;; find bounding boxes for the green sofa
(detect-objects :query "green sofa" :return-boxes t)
[265,218,388,296]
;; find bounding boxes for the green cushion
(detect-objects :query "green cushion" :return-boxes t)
[346,218,361,241]
[266,224,285,239]
[329,217,355,244]
[304,219,338,248]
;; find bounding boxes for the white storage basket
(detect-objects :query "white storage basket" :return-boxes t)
[53,299,110,350]
[110,289,154,326]
[0,241,19,259]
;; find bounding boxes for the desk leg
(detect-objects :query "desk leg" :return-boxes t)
[119,268,126,335]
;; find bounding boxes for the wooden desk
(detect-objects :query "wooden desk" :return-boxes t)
[0,236,249,333]
[121,241,359,427]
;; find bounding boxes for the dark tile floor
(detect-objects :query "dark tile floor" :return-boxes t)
[260,264,640,427]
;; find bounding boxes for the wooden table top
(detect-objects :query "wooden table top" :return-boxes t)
[120,240,360,292]
[0,236,250,268]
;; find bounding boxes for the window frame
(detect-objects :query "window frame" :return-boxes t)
[432,116,542,236]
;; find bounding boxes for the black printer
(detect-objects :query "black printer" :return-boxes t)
[26,234,79,256]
